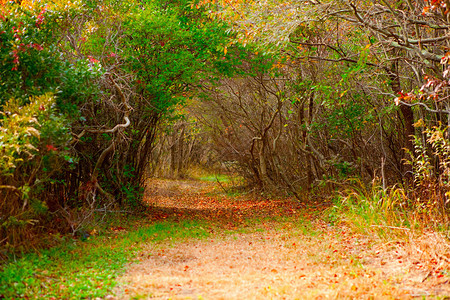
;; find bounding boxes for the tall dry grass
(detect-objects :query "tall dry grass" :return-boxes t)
[327,179,449,238]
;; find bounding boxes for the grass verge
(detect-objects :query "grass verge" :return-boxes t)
[323,180,450,294]
[0,218,210,299]
[325,180,450,238]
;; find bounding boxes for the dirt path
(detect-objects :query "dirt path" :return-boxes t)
[114,180,450,299]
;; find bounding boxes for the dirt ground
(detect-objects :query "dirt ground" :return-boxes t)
[114,179,450,299]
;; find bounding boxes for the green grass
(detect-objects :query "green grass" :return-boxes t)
[0,219,210,299]
[199,174,232,183]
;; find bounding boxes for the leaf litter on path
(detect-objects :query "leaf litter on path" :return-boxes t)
[114,179,450,299]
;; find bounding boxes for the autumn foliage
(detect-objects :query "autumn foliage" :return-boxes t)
[1,0,450,254]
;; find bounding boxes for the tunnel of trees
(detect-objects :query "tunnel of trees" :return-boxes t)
[1,0,449,253]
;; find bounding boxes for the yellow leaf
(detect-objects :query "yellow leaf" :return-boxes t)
[26,127,40,138]
[340,90,348,98]
[413,118,425,128]
[23,143,37,151]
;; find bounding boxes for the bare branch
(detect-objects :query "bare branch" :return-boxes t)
[0,185,19,192]
[397,100,450,114]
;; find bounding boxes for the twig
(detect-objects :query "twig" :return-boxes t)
[94,209,132,213]
[215,175,229,194]
[0,185,19,191]
[370,225,410,230]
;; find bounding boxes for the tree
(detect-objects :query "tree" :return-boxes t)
[199,0,450,187]
[0,0,240,251]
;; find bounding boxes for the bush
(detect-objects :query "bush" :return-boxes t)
[0,1,102,253]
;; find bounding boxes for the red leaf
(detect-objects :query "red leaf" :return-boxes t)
[46,145,58,151]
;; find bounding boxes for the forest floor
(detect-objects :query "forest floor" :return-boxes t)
[113,179,450,300]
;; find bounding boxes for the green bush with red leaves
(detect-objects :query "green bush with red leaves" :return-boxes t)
[0,2,102,252]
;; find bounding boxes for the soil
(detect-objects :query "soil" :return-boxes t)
[114,179,450,299]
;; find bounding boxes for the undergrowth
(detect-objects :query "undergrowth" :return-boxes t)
[325,179,450,239]
[0,218,210,299]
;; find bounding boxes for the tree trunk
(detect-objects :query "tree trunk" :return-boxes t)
[258,138,274,189]
[170,125,178,177]
[177,123,185,177]
[389,63,414,180]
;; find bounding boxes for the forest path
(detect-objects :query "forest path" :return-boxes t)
[114,179,449,299]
